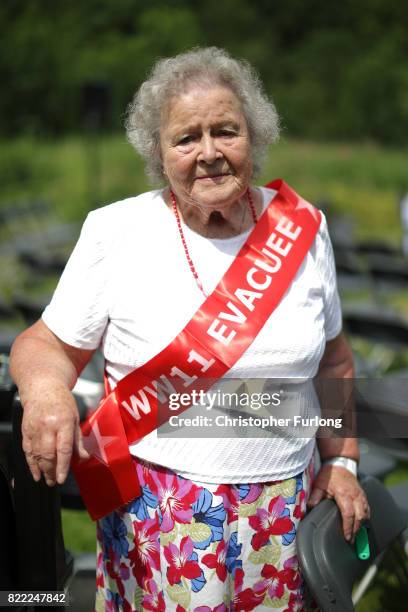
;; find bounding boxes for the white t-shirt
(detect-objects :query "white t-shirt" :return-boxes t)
[42,186,342,482]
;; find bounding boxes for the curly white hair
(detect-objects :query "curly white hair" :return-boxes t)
[125,46,280,184]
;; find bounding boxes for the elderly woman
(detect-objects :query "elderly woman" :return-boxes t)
[10,47,369,611]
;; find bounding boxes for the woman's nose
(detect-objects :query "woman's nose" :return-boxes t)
[198,135,222,164]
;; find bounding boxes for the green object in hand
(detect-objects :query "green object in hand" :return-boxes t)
[355,526,370,560]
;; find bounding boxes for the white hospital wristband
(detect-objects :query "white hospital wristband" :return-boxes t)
[322,457,358,477]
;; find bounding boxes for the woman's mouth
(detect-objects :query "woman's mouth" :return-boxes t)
[195,173,229,181]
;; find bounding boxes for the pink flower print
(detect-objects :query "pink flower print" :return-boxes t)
[202,540,227,582]
[128,518,159,587]
[164,536,202,585]
[282,556,301,591]
[255,560,301,600]
[233,587,265,611]
[214,484,239,523]
[96,551,104,588]
[255,564,289,599]
[293,489,306,519]
[135,460,151,488]
[283,591,304,611]
[142,578,165,612]
[150,472,199,532]
[105,559,129,600]
[123,599,134,612]
[248,495,293,550]
[235,567,244,592]
[104,541,130,583]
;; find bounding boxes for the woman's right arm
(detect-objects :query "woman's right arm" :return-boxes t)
[10,319,94,487]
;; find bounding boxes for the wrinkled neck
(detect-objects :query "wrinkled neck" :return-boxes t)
[165,187,262,238]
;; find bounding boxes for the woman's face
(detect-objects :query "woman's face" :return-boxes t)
[160,85,253,211]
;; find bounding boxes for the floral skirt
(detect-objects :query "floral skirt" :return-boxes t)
[95,457,315,612]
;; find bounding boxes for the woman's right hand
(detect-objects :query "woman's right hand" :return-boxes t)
[21,380,90,486]
[10,319,94,487]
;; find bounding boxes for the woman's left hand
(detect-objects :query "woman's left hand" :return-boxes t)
[307,464,370,543]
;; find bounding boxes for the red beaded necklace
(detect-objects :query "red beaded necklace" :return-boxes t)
[170,189,258,298]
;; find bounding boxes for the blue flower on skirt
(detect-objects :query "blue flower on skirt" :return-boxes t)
[189,551,206,593]
[127,484,158,520]
[281,505,297,546]
[225,532,242,577]
[100,513,129,559]
[106,589,124,609]
[238,484,250,500]
[282,520,297,546]
[192,488,226,549]
[237,483,262,504]
[283,474,303,505]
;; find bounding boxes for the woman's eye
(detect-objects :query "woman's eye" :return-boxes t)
[178,135,194,145]
[218,130,236,137]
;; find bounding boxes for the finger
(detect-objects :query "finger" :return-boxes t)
[352,496,370,539]
[335,495,355,541]
[307,487,325,507]
[38,458,58,486]
[22,436,41,482]
[36,430,58,485]
[24,452,42,481]
[56,425,75,485]
[73,423,90,461]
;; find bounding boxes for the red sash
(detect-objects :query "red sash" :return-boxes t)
[71,180,321,520]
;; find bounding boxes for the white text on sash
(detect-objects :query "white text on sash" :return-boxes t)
[120,215,302,421]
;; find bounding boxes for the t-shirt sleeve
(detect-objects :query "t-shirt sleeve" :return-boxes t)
[315,212,342,341]
[42,211,110,349]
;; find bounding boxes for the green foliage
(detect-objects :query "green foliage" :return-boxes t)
[1,135,407,240]
[1,0,407,143]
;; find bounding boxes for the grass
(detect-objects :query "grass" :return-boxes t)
[61,508,96,553]
[1,135,408,609]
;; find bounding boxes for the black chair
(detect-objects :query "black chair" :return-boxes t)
[0,464,17,590]
[0,340,99,607]
[355,376,408,462]
[354,240,401,256]
[332,248,371,293]
[339,306,408,469]
[0,358,73,610]
[296,475,407,612]
[18,250,67,275]
[4,397,96,610]
[358,439,397,480]
[343,305,408,348]
[364,252,408,288]
[12,399,74,598]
